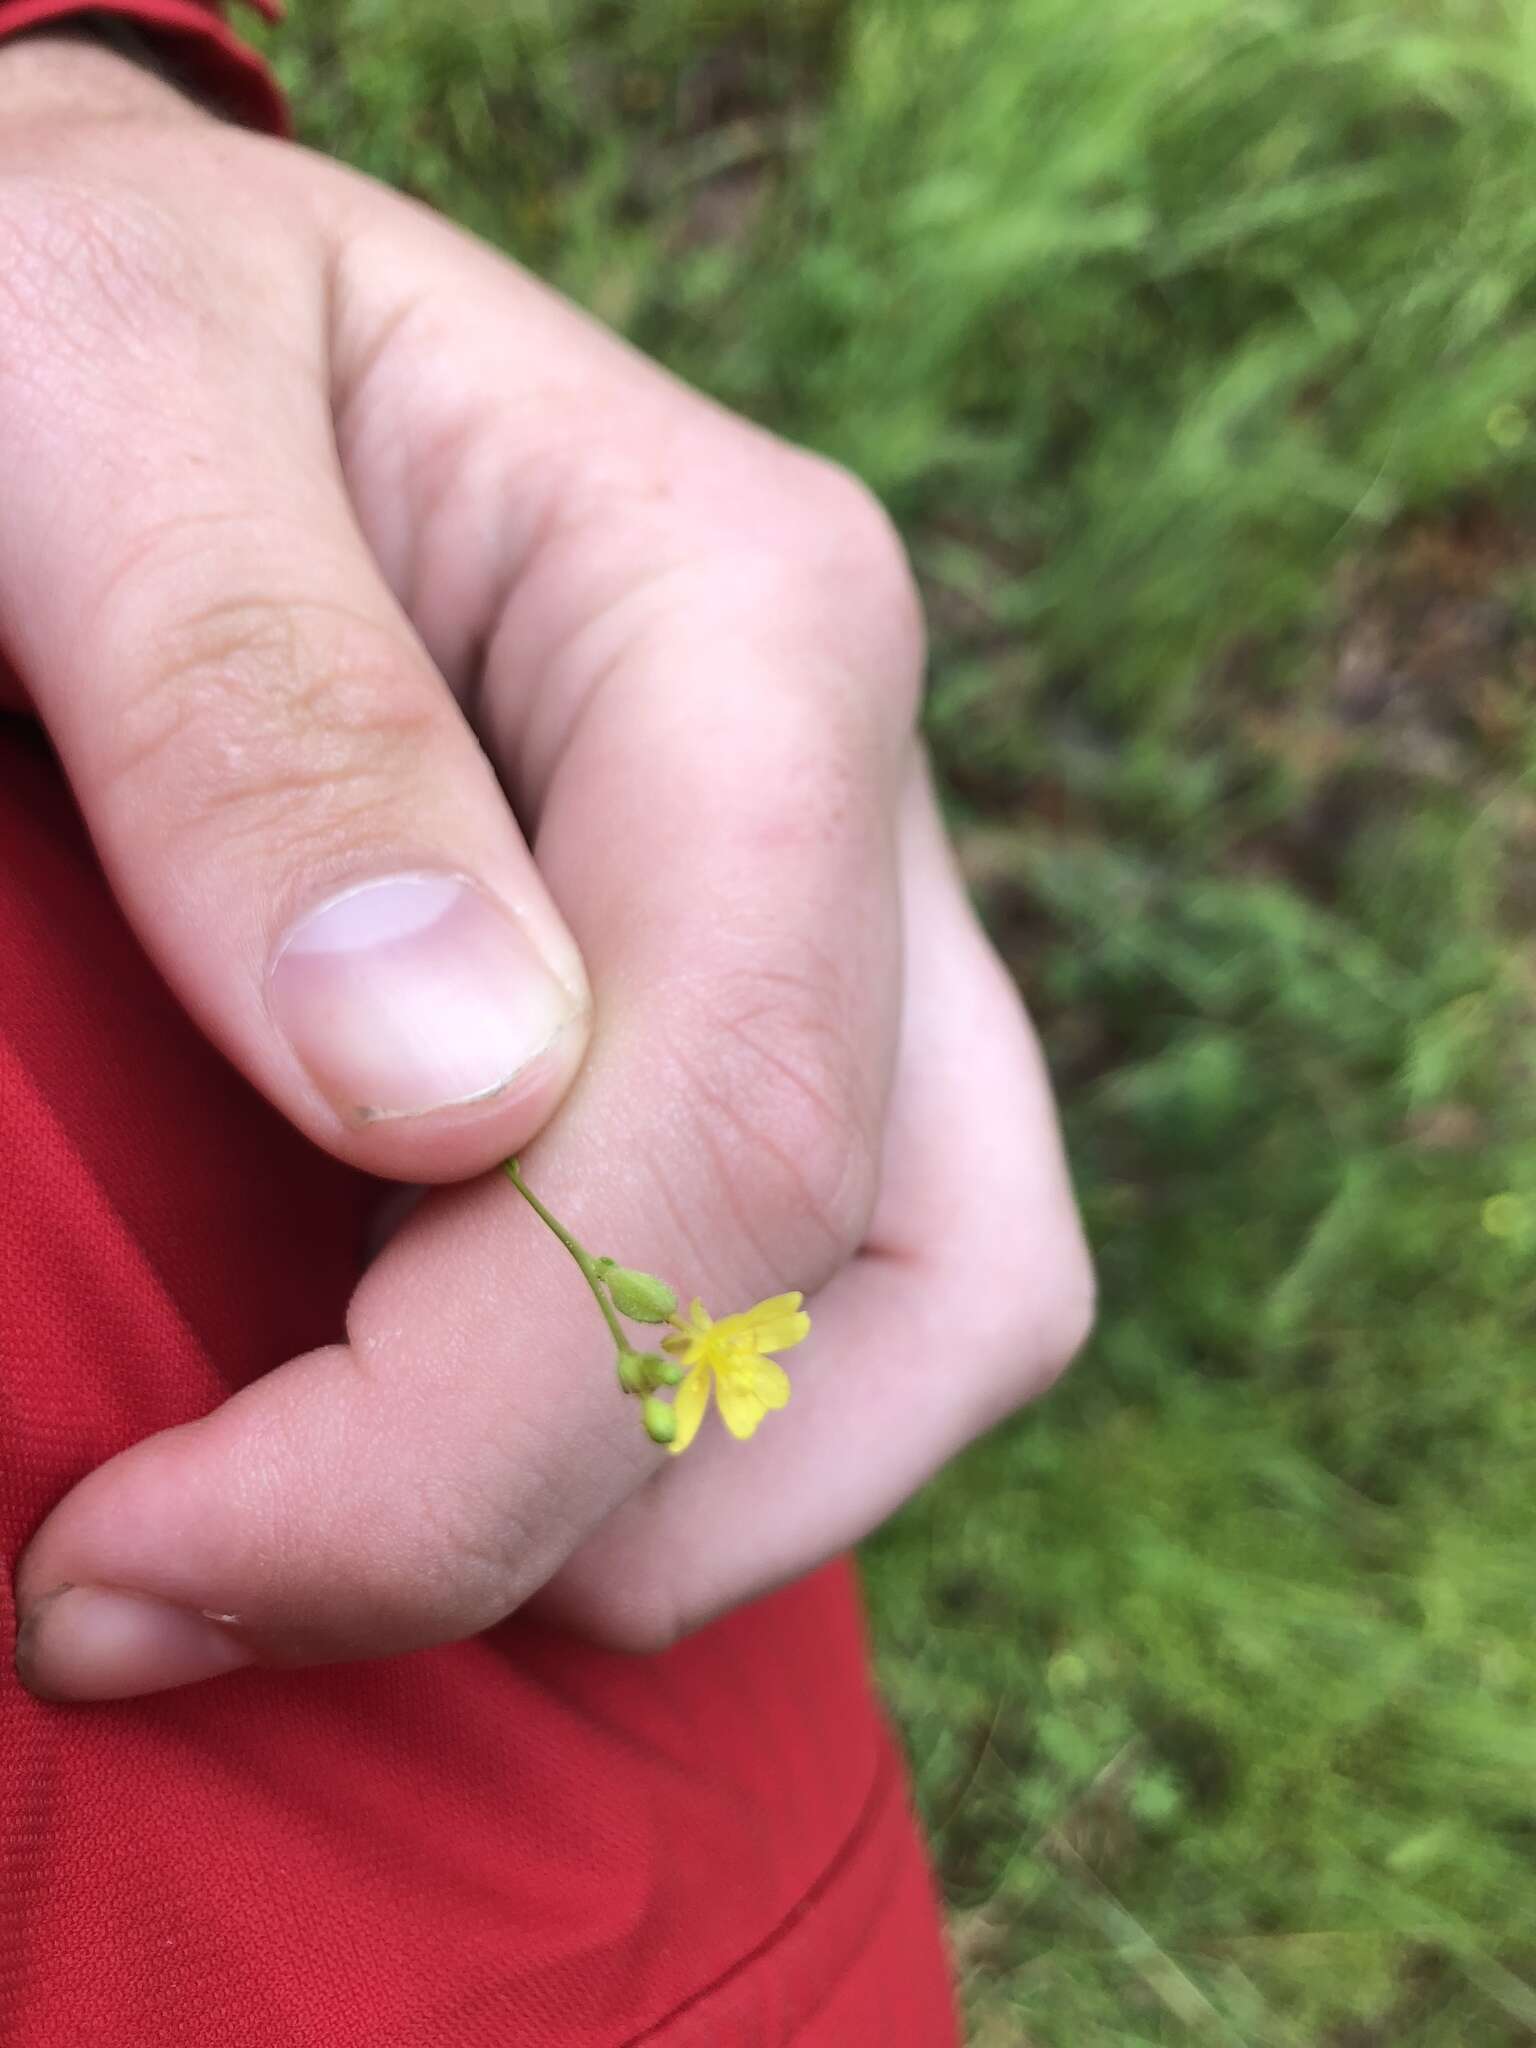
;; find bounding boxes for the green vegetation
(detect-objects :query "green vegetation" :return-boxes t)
[265,3,1536,2037]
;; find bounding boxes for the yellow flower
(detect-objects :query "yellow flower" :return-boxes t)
[660,1293,810,1453]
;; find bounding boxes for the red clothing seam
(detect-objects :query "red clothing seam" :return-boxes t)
[625,1740,900,2046]
[780,1788,915,2047]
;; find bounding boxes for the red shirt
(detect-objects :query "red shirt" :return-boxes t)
[0,724,958,2042]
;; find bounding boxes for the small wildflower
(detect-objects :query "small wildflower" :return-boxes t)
[660,1294,810,1454]
[502,1158,806,1453]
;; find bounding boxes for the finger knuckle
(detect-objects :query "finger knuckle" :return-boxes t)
[402,1477,549,1640]
[336,1328,585,1644]
[972,1213,1096,1420]
[625,423,924,704]
[568,1585,683,1658]
[667,960,881,1283]
[739,449,926,688]
[99,589,450,857]
[354,1444,562,1648]
[1030,1227,1097,1391]
[795,454,920,615]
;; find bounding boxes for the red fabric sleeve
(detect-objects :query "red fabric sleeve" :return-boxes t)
[0,0,288,134]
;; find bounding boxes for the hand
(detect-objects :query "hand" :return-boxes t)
[2,38,1093,1699]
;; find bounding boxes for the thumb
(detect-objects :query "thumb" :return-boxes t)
[0,196,589,1183]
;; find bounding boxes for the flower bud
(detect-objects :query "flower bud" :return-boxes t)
[603,1265,679,1324]
[616,1351,647,1394]
[642,1397,677,1446]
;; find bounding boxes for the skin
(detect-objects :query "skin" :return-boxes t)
[0,35,1094,1700]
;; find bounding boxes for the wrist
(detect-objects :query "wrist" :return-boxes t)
[0,25,213,128]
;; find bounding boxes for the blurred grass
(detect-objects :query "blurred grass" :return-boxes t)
[259,2,1536,2038]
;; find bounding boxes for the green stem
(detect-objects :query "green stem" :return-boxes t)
[502,1158,633,1356]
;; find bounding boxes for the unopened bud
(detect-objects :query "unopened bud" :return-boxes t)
[616,1351,647,1394]
[642,1397,677,1445]
[603,1265,678,1324]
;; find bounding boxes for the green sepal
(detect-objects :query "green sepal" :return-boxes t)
[602,1265,679,1323]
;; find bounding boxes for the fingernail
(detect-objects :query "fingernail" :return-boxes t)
[269,873,578,1123]
[15,1585,254,1701]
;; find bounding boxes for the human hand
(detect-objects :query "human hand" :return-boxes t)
[2,38,1093,1699]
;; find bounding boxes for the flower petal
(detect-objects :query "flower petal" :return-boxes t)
[711,1294,808,1353]
[689,1298,713,1332]
[742,1292,802,1326]
[745,1309,810,1355]
[715,1369,768,1440]
[752,1358,792,1411]
[666,1363,711,1456]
